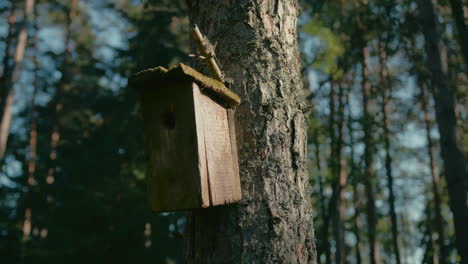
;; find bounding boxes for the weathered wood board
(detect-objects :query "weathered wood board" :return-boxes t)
[193,83,241,206]
[142,81,202,212]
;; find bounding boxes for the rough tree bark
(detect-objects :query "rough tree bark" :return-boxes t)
[378,41,401,264]
[419,80,447,264]
[0,0,36,161]
[186,1,317,263]
[418,0,468,263]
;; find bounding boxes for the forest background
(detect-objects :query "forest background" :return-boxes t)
[0,0,466,263]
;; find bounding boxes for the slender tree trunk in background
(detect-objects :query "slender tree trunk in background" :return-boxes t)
[448,0,468,70]
[313,131,331,264]
[46,0,77,185]
[421,205,438,264]
[0,0,36,161]
[347,90,362,264]
[419,1,468,263]
[329,80,336,161]
[325,79,344,263]
[21,7,39,261]
[419,81,446,264]
[399,214,409,263]
[333,82,347,264]
[186,1,317,263]
[327,80,338,264]
[378,42,401,264]
[27,10,39,187]
[361,46,380,264]
[0,0,16,166]
[0,1,16,84]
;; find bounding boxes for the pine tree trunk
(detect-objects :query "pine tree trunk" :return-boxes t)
[0,0,36,161]
[0,1,16,86]
[327,80,338,264]
[21,7,39,260]
[418,0,468,263]
[361,46,381,264]
[421,205,437,264]
[378,42,401,264]
[313,129,331,264]
[347,91,362,264]
[27,11,39,187]
[333,82,346,264]
[46,0,76,185]
[419,81,447,264]
[186,1,317,263]
[448,0,468,70]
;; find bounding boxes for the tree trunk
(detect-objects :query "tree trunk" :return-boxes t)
[378,41,401,264]
[21,6,39,260]
[313,129,331,264]
[418,0,468,263]
[0,0,36,161]
[27,13,39,187]
[347,90,362,264]
[448,0,468,70]
[419,80,446,264]
[421,206,437,264]
[324,79,339,264]
[46,0,76,185]
[361,46,381,264]
[322,78,341,264]
[186,1,317,263]
[333,81,347,264]
[0,1,16,84]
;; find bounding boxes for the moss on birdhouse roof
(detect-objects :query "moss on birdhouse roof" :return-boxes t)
[129,63,240,108]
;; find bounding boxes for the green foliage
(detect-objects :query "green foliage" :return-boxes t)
[301,16,344,75]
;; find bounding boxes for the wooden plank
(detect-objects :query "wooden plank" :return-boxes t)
[227,109,242,201]
[192,83,211,207]
[196,88,242,206]
[141,82,201,212]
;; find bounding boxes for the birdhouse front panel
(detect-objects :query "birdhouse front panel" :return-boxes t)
[130,64,242,212]
[141,82,201,212]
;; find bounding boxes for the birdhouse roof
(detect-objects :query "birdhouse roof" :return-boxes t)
[129,63,240,108]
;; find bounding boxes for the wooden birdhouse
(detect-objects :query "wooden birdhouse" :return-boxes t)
[129,63,242,212]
